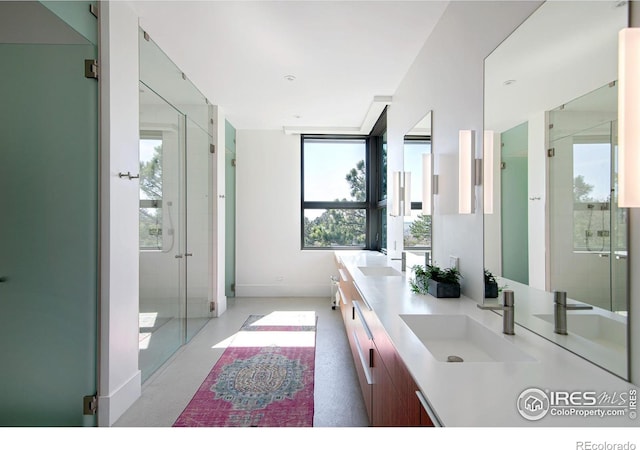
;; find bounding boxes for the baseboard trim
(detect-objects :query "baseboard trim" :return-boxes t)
[235,284,330,298]
[98,370,142,427]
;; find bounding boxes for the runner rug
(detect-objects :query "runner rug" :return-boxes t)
[173,311,317,427]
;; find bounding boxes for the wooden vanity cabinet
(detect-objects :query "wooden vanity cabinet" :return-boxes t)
[334,257,435,427]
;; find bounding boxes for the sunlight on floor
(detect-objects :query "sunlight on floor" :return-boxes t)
[139,312,159,328]
[229,330,316,348]
[211,310,317,349]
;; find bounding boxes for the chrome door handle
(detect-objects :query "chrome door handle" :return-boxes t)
[185,253,193,257]
[175,254,183,259]
[118,171,140,180]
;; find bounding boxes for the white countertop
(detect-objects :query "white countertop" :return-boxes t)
[335,250,639,427]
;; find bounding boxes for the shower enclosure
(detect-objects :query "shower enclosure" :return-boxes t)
[548,82,628,313]
[138,29,215,382]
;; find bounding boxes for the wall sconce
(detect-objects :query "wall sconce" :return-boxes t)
[391,171,411,216]
[618,28,640,208]
[458,130,475,214]
[422,154,432,215]
[483,130,494,214]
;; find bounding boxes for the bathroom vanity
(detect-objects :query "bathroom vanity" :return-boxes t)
[335,250,638,427]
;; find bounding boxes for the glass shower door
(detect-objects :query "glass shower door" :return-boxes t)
[139,83,186,382]
[548,83,628,313]
[185,118,213,341]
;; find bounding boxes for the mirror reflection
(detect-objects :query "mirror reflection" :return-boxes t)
[403,112,433,264]
[483,1,628,379]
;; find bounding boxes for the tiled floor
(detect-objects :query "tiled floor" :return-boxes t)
[114,297,369,427]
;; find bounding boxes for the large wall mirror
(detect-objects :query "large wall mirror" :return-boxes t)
[483,1,629,379]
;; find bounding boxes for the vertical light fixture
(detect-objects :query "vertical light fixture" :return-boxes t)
[483,130,494,214]
[422,153,432,215]
[391,171,412,216]
[458,130,475,214]
[618,28,640,207]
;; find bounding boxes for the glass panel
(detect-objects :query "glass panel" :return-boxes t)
[138,83,186,383]
[225,125,237,297]
[380,207,387,251]
[500,122,529,285]
[140,135,163,250]
[549,84,626,314]
[186,119,212,341]
[303,139,367,202]
[0,3,98,425]
[139,29,209,131]
[610,121,628,313]
[303,209,366,247]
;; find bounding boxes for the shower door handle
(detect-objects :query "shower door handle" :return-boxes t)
[185,253,193,257]
[175,254,183,259]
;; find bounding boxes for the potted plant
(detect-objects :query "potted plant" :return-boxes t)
[484,269,499,298]
[410,263,461,298]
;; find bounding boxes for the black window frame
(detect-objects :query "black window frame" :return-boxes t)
[300,108,388,250]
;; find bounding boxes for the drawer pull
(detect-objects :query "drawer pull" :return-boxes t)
[353,301,373,340]
[352,331,373,385]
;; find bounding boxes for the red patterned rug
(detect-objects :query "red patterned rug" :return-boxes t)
[173,311,317,427]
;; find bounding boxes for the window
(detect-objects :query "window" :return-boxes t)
[301,137,368,248]
[139,133,163,250]
[403,137,432,251]
[572,140,615,252]
[301,109,388,250]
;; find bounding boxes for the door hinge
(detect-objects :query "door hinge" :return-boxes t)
[231,283,235,292]
[547,148,555,157]
[500,162,506,170]
[210,144,216,154]
[209,301,216,312]
[89,4,99,18]
[231,158,236,167]
[83,394,97,415]
[84,59,99,80]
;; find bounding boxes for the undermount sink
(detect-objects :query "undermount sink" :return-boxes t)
[358,266,401,277]
[400,314,535,363]
[534,313,626,350]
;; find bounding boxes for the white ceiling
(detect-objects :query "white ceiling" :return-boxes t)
[130,0,448,131]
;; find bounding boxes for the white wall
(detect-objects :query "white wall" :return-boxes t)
[235,130,336,297]
[388,1,542,301]
[528,112,546,290]
[98,0,141,427]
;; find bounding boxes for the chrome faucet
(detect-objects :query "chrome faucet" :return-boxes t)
[553,291,593,335]
[477,290,515,335]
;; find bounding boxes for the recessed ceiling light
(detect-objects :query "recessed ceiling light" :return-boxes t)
[503,79,517,86]
[284,75,296,82]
